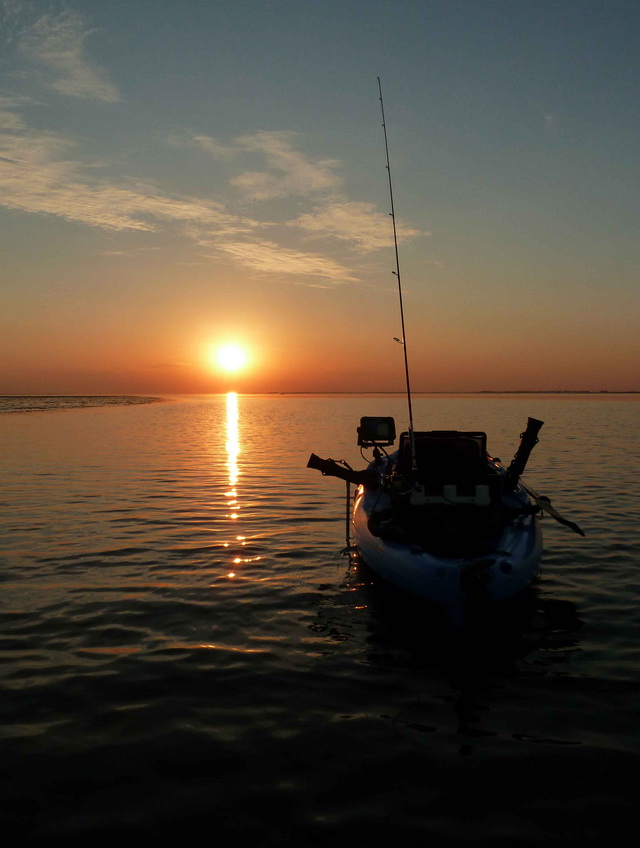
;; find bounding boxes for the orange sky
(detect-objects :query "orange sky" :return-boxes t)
[1,1,639,394]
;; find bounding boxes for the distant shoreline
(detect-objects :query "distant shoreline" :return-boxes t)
[0,395,166,399]
[0,396,164,414]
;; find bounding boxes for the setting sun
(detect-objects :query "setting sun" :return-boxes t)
[214,344,249,374]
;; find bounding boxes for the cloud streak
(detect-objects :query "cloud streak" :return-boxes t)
[215,239,358,282]
[0,6,423,287]
[193,131,341,200]
[1,99,425,284]
[19,8,119,102]
[0,106,357,282]
[293,199,423,251]
[0,108,255,234]
[233,131,341,199]
[191,132,423,251]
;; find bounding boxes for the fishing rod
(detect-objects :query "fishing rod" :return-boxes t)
[377,77,417,472]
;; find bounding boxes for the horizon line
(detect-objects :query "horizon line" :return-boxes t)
[2,389,639,398]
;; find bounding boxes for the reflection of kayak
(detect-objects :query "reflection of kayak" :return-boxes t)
[351,429,543,627]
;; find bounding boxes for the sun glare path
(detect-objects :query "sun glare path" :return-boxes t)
[226,391,239,494]
[221,394,261,581]
[224,392,240,578]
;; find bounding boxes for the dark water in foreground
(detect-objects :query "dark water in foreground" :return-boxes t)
[1,394,639,843]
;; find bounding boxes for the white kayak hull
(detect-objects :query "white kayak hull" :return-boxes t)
[352,482,543,627]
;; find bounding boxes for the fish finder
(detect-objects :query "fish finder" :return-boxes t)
[357,416,396,447]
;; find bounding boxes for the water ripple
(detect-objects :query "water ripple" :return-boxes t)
[1,394,639,839]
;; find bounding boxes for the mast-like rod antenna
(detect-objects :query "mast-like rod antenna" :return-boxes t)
[377,77,417,470]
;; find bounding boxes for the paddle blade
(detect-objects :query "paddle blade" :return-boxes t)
[522,484,586,537]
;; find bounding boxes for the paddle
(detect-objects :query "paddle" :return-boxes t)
[521,483,586,537]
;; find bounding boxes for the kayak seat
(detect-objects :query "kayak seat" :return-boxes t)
[398,431,486,477]
[397,430,502,505]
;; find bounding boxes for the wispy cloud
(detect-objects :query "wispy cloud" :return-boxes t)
[1,5,423,288]
[193,131,341,200]
[99,246,161,256]
[190,132,425,253]
[293,199,424,251]
[1,97,425,284]
[190,134,236,158]
[18,7,119,102]
[0,104,355,283]
[0,107,256,234]
[216,239,358,282]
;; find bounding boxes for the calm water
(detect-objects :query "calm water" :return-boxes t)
[1,394,639,843]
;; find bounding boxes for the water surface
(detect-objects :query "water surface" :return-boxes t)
[1,394,638,842]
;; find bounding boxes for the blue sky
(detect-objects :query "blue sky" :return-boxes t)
[1,0,639,392]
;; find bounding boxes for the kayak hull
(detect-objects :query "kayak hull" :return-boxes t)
[352,481,543,627]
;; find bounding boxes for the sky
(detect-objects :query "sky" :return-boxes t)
[1,0,639,394]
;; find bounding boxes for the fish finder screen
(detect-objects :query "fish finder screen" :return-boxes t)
[357,417,396,447]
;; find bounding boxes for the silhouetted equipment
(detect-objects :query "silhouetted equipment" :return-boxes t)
[504,417,544,491]
[306,453,378,487]
[357,416,396,447]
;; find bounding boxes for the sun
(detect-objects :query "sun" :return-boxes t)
[214,344,248,374]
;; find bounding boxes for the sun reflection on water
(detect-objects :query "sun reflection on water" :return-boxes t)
[225,391,241,522]
[223,392,261,577]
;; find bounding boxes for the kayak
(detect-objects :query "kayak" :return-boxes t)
[351,441,543,626]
